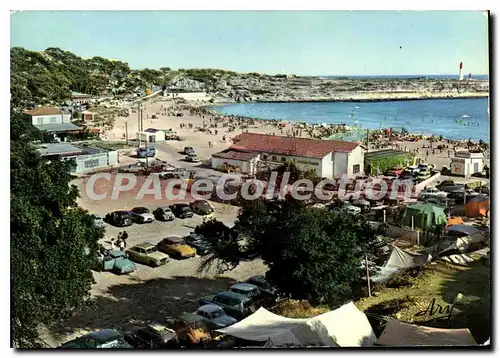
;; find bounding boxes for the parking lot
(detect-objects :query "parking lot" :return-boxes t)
[44,180,267,347]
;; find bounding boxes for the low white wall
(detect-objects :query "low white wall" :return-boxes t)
[415,172,441,193]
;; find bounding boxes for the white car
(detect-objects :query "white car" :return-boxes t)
[342,205,362,215]
[418,187,448,199]
[129,207,155,223]
[406,165,421,174]
[93,216,106,228]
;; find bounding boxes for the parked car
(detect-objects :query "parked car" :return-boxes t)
[199,291,256,321]
[436,180,456,190]
[416,170,432,180]
[95,249,136,274]
[129,207,155,224]
[153,207,175,221]
[157,236,196,259]
[244,275,279,300]
[194,304,238,329]
[386,166,405,177]
[183,146,195,155]
[229,282,270,307]
[104,211,132,227]
[93,215,106,229]
[170,203,194,219]
[418,187,448,199]
[406,165,421,174]
[185,154,200,162]
[439,184,466,193]
[183,234,212,256]
[59,329,132,348]
[124,324,177,349]
[342,204,362,215]
[137,147,156,158]
[190,200,215,216]
[351,198,371,212]
[424,197,455,208]
[126,242,169,267]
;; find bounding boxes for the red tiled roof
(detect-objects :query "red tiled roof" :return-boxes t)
[230,132,359,158]
[212,149,259,161]
[24,106,63,116]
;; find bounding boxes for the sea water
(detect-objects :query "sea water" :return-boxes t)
[210,98,489,142]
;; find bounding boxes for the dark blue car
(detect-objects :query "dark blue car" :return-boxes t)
[137,147,156,158]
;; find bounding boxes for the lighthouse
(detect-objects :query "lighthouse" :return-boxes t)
[459,62,464,80]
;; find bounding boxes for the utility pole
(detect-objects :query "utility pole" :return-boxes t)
[366,129,369,151]
[365,254,372,297]
[137,102,142,149]
[141,105,148,168]
[125,121,128,146]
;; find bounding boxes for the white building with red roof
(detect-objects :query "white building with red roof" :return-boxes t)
[211,132,365,179]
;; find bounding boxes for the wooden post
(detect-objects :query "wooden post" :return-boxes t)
[365,254,371,297]
[411,216,414,231]
[125,121,128,146]
[417,230,420,245]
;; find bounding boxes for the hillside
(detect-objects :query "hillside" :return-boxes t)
[10,47,489,109]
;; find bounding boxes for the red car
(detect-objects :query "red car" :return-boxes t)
[386,166,405,177]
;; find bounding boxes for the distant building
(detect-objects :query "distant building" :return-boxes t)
[450,150,485,177]
[71,92,93,105]
[81,110,95,122]
[36,143,118,173]
[137,128,166,143]
[163,91,212,102]
[24,106,81,140]
[211,132,365,178]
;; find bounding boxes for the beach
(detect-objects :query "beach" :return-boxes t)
[102,95,489,174]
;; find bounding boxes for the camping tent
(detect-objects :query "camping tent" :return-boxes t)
[446,224,482,237]
[403,203,447,229]
[377,319,477,346]
[383,246,432,270]
[216,302,376,347]
[465,196,490,218]
[367,246,431,284]
[438,232,487,256]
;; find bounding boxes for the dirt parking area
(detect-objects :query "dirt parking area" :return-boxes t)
[42,180,266,347]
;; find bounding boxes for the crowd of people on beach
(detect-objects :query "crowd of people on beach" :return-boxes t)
[160,99,489,157]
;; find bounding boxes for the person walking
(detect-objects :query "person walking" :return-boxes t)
[118,239,125,251]
[110,238,116,250]
[121,231,128,248]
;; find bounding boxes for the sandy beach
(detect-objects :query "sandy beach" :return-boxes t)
[100,95,489,174]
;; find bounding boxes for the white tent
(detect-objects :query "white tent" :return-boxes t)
[383,246,432,270]
[216,302,376,347]
[377,319,477,346]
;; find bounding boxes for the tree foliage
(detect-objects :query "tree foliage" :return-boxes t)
[10,113,103,347]
[196,195,377,306]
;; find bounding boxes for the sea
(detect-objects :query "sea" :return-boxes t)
[209,97,489,142]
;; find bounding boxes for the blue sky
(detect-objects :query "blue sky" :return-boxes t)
[10,11,489,75]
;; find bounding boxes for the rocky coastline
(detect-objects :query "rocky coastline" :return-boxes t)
[173,75,492,104]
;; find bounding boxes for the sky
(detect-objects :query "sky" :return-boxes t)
[10,11,490,76]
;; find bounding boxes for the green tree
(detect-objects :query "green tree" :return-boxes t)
[10,113,102,347]
[196,196,377,305]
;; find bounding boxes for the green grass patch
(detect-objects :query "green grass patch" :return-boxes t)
[356,260,490,343]
[89,141,134,151]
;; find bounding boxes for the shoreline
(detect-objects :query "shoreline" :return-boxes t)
[205,92,488,107]
[254,94,489,103]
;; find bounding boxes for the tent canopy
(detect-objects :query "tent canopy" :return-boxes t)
[446,224,481,236]
[403,203,447,229]
[377,319,477,346]
[465,196,490,218]
[216,302,376,347]
[383,246,432,270]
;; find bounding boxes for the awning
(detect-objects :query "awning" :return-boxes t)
[34,122,82,133]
